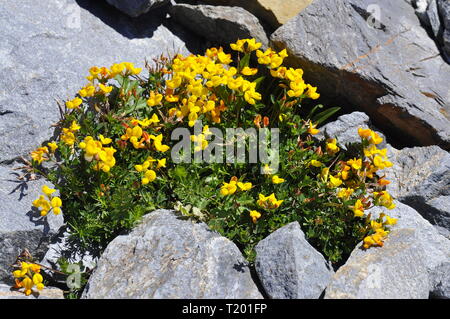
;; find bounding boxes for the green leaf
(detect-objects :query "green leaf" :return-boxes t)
[312,107,341,125]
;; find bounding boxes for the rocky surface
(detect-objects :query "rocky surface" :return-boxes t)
[366,201,450,298]
[105,0,169,17]
[0,162,64,285]
[318,112,450,235]
[325,228,431,299]
[316,112,387,149]
[82,210,262,299]
[255,222,334,299]
[271,0,450,150]
[0,0,191,164]
[326,201,450,299]
[0,284,64,299]
[170,4,269,47]
[195,0,313,30]
[385,146,450,232]
[440,0,450,59]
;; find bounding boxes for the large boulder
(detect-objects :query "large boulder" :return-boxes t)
[440,0,450,59]
[325,228,431,299]
[170,4,269,47]
[385,146,450,232]
[255,222,334,299]
[105,0,169,17]
[0,162,64,285]
[271,0,450,150]
[0,0,191,164]
[82,210,262,299]
[197,0,313,30]
[326,201,450,298]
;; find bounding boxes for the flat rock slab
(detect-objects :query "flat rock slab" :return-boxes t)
[271,0,450,150]
[255,222,334,299]
[0,163,63,285]
[0,284,64,299]
[0,0,190,163]
[170,4,269,47]
[82,210,262,299]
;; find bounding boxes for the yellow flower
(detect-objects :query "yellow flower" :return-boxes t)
[99,135,112,145]
[31,147,49,164]
[347,158,362,170]
[156,158,167,169]
[249,210,262,223]
[309,160,322,167]
[66,97,82,109]
[337,188,354,199]
[98,83,113,95]
[221,180,238,196]
[241,67,258,76]
[353,199,365,217]
[142,169,157,185]
[384,215,397,225]
[237,182,252,191]
[306,120,320,135]
[374,191,396,209]
[272,175,285,184]
[326,138,340,155]
[42,185,56,196]
[147,91,163,107]
[230,38,262,53]
[257,193,283,209]
[328,175,343,188]
[47,142,58,153]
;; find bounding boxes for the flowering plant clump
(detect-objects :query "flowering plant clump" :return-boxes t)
[24,38,399,295]
[11,251,45,296]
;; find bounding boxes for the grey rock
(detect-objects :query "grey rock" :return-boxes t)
[39,227,98,284]
[82,210,262,299]
[316,112,387,149]
[367,201,450,298]
[440,0,450,59]
[385,146,450,231]
[426,0,443,38]
[0,284,64,299]
[105,0,169,17]
[0,0,191,163]
[0,162,64,284]
[271,0,450,150]
[170,4,269,47]
[255,222,334,299]
[325,228,431,299]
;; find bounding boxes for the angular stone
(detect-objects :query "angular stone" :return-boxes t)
[316,112,387,149]
[367,201,450,298]
[325,228,431,299]
[0,162,64,284]
[439,0,450,59]
[82,210,262,299]
[170,4,268,47]
[105,0,169,17]
[0,0,191,163]
[385,146,450,231]
[0,284,64,299]
[198,0,313,30]
[255,222,334,299]
[271,0,450,150]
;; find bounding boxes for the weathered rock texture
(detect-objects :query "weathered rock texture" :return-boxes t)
[327,201,450,299]
[325,228,431,299]
[271,0,450,150]
[0,284,64,299]
[385,146,450,232]
[105,0,169,17]
[82,210,262,299]
[198,0,313,30]
[255,222,334,299]
[0,163,64,284]
[0,0,190,163]
[170,4,269,47]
